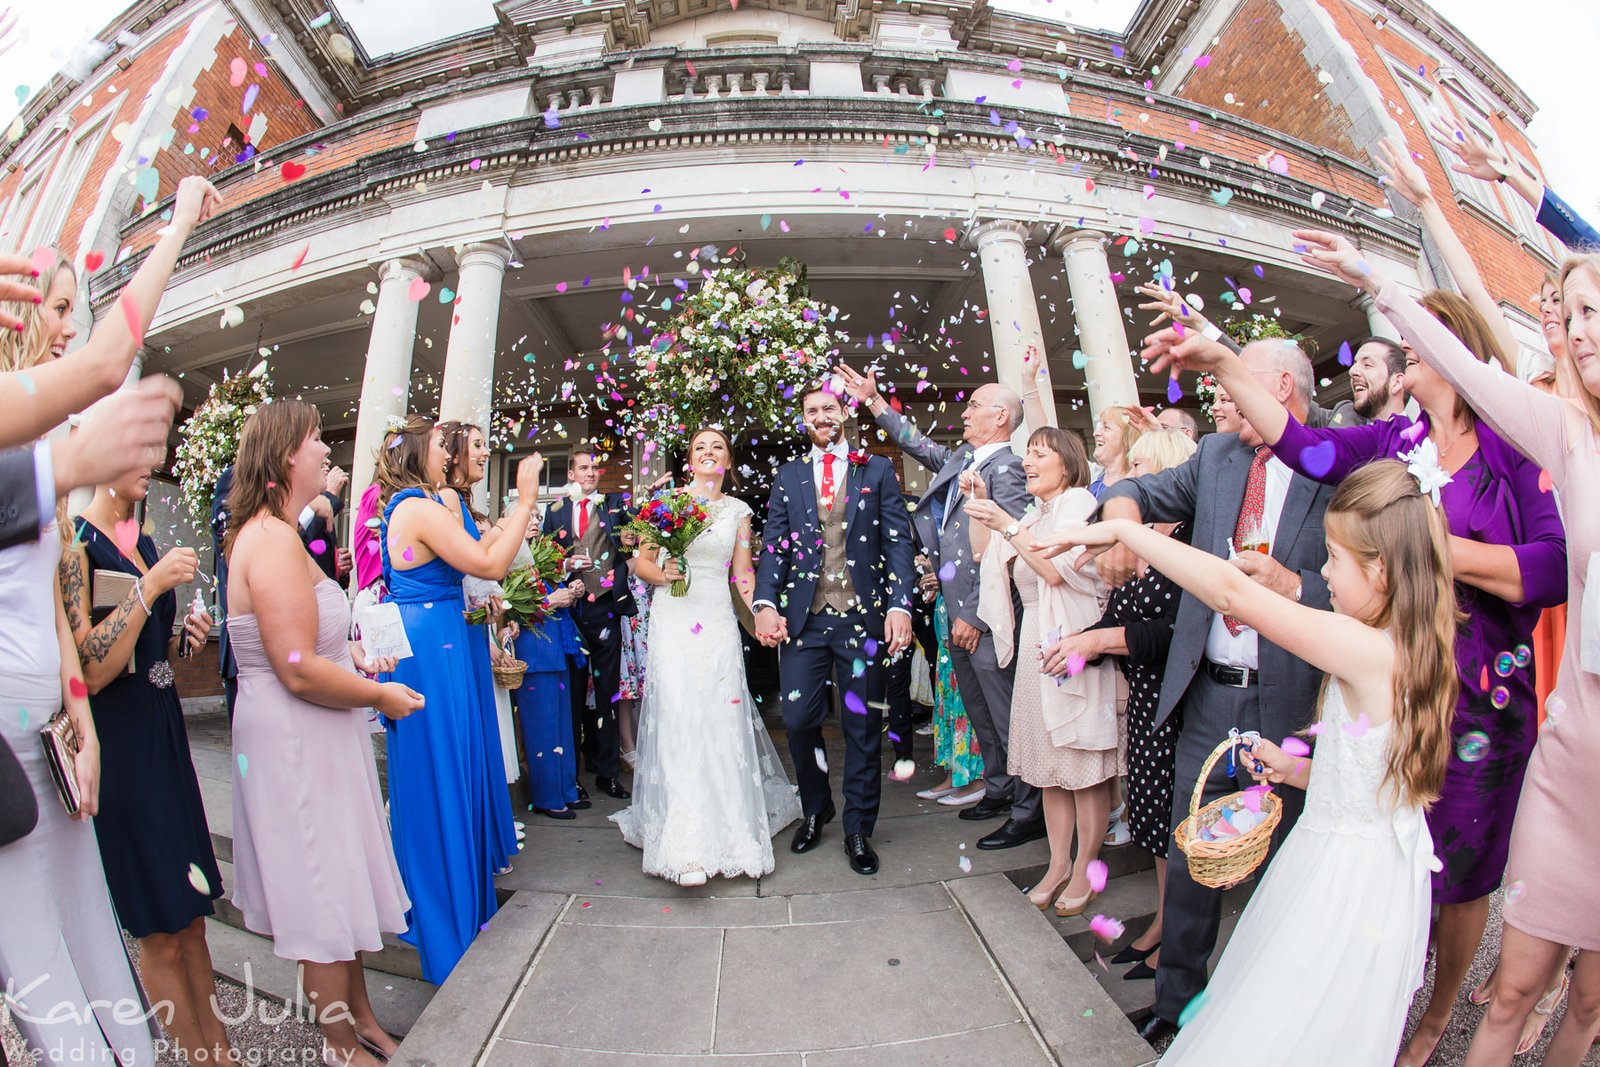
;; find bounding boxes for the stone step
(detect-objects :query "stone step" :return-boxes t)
[204,919,435,1037]
[211,858,427,981]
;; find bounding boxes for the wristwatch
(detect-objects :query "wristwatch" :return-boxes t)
[1001,522,1021,542]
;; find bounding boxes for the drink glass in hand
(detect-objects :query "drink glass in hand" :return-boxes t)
[1235,523,1270,555]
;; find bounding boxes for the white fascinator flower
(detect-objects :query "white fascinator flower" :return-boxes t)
[1398,437,1452,505]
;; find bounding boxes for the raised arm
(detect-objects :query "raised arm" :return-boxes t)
[1293,229,1582,480]
[1376,140,1518,374]
[392,456,541,580]
[835,362,955,474]
[0,178,221,445]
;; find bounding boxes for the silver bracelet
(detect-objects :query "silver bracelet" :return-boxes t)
[133,577,151,615]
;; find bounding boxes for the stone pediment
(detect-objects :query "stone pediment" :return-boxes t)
[494,0,979,49]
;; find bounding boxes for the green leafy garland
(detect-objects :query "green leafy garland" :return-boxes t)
[172,363,272,527]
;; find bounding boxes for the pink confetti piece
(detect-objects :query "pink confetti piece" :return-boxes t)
[1089,914,1125,942]
[112,518,139,557]
[1281,736,1310,758]
[1537,469,1553,493]
[308,540,327,555]
[1087,859,1108,894]
[119,290,143,348]
[1342,712,1370,738]
[402,546,415,562]
[229,57,247,87]
[407,277,430,302]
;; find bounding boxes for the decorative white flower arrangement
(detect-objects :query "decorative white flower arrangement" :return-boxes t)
[172,362,273,526]
[619,258,848,452]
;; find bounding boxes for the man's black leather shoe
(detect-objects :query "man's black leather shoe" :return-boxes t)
[790,807,836,853]
[595,775,630,799]
[1137,1016,1178,1045]
[957,796,1012,822]
[844,833,879,875]
[976,817,1047,850]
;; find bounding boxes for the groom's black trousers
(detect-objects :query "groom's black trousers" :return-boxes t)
[780,608,885,837]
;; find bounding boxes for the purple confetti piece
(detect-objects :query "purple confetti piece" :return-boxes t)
[844,691,867,716]
[1167,377,1182,404]
[1299,441,1336,479]
[1337,341,1353,366]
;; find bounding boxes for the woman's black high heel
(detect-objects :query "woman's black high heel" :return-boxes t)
[1110,940,1160,965]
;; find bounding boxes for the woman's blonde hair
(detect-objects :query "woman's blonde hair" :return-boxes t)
[224,400,321,559]
[1127,428,1196,474]
[1096,405,1144,472]
[372,415,438,510]
[1322,460,1458,808]
[0,252,75,374]
[1558,255,1600,435]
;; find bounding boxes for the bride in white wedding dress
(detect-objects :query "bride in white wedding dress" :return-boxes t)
[612,428,802,886]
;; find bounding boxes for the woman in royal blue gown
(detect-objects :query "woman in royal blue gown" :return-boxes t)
[372,416,543,984]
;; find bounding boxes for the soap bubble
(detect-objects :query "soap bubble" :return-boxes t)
[1513,644,1532,669]
[1494,652,1516,677]
[1456,731,1490,763]
[1505,880,1526,905]
[1490,686,1511,710]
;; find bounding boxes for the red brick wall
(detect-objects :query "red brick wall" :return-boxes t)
[1312,0,1553,313]
[0,23,190,257]
[152,26,323,192]
[1175,0,1362,161]
[1177,0,1553,316]
[173,640,225,697]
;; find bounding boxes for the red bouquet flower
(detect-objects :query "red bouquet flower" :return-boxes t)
[625,488,712,596]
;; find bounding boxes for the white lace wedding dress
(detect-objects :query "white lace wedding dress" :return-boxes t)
[611,496,801,882]
[1162,679,1437,1065]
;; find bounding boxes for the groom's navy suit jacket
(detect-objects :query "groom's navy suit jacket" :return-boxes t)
[754,452,916,639]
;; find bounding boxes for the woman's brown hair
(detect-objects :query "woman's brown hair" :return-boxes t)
[436,419,487,522]
[1321,460,1459,808]
[223,400,321,559]
[1025,426,1091,489]
[1421,290,1504,427]
[372,415,438,510]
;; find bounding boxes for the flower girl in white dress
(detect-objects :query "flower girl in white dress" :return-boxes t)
[1042,460,1458,1066]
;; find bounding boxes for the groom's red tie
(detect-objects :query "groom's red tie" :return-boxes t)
[578,498,590,539]
[819,453,836,512]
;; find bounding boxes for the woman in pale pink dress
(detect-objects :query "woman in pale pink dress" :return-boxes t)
[225,400,425,1067]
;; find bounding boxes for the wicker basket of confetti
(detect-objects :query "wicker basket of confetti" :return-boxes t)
[1173,737,1283,889]
[492,657,528,690]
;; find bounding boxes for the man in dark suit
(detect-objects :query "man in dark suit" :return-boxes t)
[542,445,637,799]
[296,464,352,583]
[1090,339,1336,1045]
[211,466,239,721]
[753,385,916,875]
[835,363,1041,851]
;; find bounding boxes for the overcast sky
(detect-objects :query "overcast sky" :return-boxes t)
[5,0,1593,218]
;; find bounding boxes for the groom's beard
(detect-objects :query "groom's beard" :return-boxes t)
[805,420,842,448]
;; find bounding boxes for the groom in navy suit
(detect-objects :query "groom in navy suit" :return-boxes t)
[754,385,916,876]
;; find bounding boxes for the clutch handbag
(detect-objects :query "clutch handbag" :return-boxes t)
[39,710,81,817]
[90,570,139,674]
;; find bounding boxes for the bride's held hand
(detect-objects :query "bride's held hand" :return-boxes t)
[660,557,685,584]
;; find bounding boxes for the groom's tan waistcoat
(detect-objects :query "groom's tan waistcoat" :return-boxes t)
[809,481,859,615]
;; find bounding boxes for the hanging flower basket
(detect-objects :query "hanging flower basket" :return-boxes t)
[172,362,273,527]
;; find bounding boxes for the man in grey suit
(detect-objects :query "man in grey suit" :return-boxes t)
[835,363,1044,851]
[1087,340,1336,1044]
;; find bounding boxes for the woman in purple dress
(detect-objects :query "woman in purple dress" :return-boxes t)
[1171,293,1566,1066]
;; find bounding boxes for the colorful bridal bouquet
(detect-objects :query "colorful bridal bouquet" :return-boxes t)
[625,488,711,597]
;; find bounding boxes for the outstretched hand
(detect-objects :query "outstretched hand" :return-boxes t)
[1033,520,1140,587]
[1136,281,1212,333]
[1425,115,1510,183]
[832,362,883,408]
[1374,140,1432,207]
[1290,229,1388,294]
[1139,327,1234,379]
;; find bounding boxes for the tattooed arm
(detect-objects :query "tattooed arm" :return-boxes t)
[60,546,148,694]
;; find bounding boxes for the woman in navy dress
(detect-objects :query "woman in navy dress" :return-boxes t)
[60,466,230,1066]
[373,416,542,984]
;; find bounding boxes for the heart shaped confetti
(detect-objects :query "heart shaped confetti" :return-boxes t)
[84,251,105,272]
[280,160,306,181]
[1299,440,1337,479]
[407,278,430,302]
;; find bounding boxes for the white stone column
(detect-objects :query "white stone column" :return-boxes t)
[440,243,511,514]
[349,257,429,543]
[1053,229,1138,419]
[1352,292,1399,341]
[970,220,1050,447]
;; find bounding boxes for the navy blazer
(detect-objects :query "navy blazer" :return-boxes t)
[1537,186,1600,251]
[542,492,637,617]
[753,452,915,639]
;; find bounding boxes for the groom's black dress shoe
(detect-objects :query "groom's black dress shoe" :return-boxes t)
[957,796,1012,822]
[595,775,630,800]
[1137,1015,1178,1045]
[976,817,1047,850]
[844,833,879,876]
[790,807,836,853]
